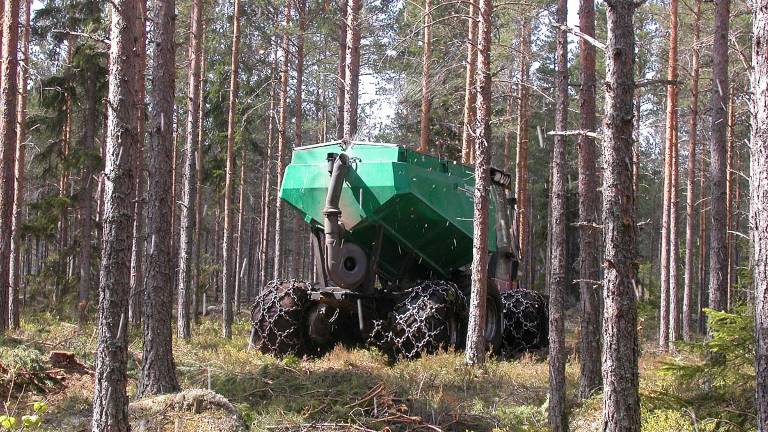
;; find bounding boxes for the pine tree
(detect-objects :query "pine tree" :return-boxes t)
[92,0,140,427]
[601,0,640,429]
[464,0,491,367]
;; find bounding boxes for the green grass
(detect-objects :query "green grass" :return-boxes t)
[1,312,758,431]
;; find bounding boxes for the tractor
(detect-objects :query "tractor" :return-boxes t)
[250,141,548,359]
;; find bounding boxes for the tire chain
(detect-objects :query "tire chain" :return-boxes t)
[368,280,467,360]
[500,289,549,357]
[250,279,311,357]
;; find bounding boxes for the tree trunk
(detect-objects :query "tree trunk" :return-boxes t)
[193,50,206,324]
[577,0,601,399]
[137,0,179,397]
[417,0,432,153]
[273,2,290,279]
[0,0,19,332]
[726,91,735,309]
[601,1,640,430]
[335,0,347,139]
[659,0,679,350]
[259,48,277,289]
[92,0,139,427]
[77,45,98,325]
[129,0,148,327]
[459,0,477,164]
[177,0,203,340]
[682,0,701,341]
[548,1,567,428]
[8,0,30,330]
[222,0,242,338]
[751,5,768,429]
[708,0,730,319]
[234,142,247,311]
[514,18,531,291]
[291,0,306,279]
[342,0,361,143]
[464,0,491,367]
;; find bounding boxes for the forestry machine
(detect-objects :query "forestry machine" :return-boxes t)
[250,141,548,359]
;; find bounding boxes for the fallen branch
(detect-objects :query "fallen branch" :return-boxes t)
[547,129,601,139]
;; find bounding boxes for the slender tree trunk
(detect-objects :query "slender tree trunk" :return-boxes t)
[683,0,701,341]
[273,2,290,279]
[464,0,491,366]
[222,0,242,338]
[514,18,531,290]
[577,0,601,399]
[459,0,477,164]
[660,0,679,349]
[417,0,432,153]
[8,0,30,330]
[291,0,306,279]
[335,0,347,139]
[137,0,179,396]
[548,1,567,428]
[751,5,768,429]
[602,1,640,430]
[260,48,277,288]
[77,49,98,325]
[129,0,148,327]
[708,0,730,318]
[193,50,205,324]
[92,0,139,426]
[0,0,19,332]
[698,134,708,333]
[177,0,203,340]
[234,142,246,311]
[342,0,361,143]
[726,91,735,309]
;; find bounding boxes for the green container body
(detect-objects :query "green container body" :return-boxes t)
[279,141,501,280]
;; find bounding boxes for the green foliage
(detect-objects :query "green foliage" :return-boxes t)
[648,307,756,430]
[0,401,47,431]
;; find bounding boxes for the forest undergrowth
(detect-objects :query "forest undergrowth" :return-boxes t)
[0,308,756,432]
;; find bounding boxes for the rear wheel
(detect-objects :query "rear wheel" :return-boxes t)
[250,280,314,357]
[500,289,549,357]
[374,280,466,359]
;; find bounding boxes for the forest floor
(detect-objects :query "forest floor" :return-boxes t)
[0,310,735,431]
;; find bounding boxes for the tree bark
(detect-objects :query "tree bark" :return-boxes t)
[260,48,277,288]
[708,0,730,319]
[92,0,139,427]
[682,0,701,341]
[0,0,19,333]
[459,0,477,164]
[464,0,491,367]
[8,0,30,330]
[77,41,98,325]
[234,142,247,310]
[548,1,567,428]
[273,2,290,279]
[193,50,206,324]
[417,0,432,153]
[751,5,768,429]
[577,0,601,399]
[601,1,640,430]
[177,0,204,340]
[129,0,148,328]
[222,0,242,338]
[291,0,306,279]
[514,17,531,291]
[726,91,735,309]
[137,0,180,397]
[659,0,679,350]
[342,0,361,144]
[335,0,347,140]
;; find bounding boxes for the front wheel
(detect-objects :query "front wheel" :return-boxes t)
[250,279,312,357]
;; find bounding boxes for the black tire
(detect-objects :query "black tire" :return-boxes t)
[500,289,549,358]
[372,280,466,360]
[485,284,504,354]
[250,279,311,357]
